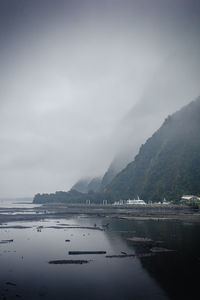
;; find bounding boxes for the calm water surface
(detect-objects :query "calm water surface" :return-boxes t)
[0,216,199,299]
[0,198,40,209]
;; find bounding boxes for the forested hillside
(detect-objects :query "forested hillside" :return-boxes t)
[105,97,200,202]
[33,97,200,203]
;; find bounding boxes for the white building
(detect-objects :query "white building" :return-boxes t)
[162,198,171,205]
[126,199,146,205]
[181,195,200,203]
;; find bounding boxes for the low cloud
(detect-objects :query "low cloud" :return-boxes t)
[0,0,199,197]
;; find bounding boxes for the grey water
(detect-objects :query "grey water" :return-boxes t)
[0,198,41,216]
[0,215,200,300]
[0,198,39,209]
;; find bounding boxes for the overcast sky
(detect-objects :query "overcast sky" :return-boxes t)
[0,0,200,197]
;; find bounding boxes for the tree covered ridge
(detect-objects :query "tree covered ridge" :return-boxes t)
[33,97,200,203]
[105,97,200,202]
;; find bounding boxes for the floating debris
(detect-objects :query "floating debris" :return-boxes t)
[137,253,155,258]
[0,239,14,244]
[127,237,153,243]
[65,240,70,242]
[106,252,155,258]
[46,226,104,231]
[49,260,89,264]
[6,281,16,286]
[106,254,135,258]
[0,226,31,229]
[150,247,175,253]
[69,251,106,255]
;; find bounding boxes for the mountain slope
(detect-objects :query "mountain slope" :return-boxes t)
[72,177,102,193]
[100,48,200,188]
[105,97,200,202]
[71,178,91,193]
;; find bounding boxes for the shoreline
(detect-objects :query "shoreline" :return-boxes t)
[0,203,200,224]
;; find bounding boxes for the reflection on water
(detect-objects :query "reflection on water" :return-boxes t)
[109,218,200,300]
[0,216,199,299]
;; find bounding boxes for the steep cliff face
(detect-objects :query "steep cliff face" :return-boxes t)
[105,97,200,202]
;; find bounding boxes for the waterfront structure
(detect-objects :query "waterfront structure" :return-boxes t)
[126,199,146,205]
[113,200,125,206]
[181,195,200,203]
[162,198,170,205]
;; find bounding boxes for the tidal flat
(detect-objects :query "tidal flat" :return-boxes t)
[0,203,200,299]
